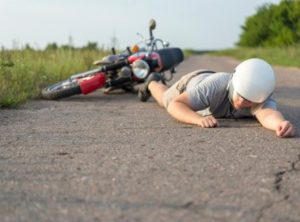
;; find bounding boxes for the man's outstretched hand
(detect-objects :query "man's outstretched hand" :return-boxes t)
[276,120,295,138]
[197,115,219,128]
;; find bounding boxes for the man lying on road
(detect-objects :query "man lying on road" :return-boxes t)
[138,58,295,138]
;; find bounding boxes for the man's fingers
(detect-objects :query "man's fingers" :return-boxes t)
[281,126,295,137]
[209,120,217,127]
[207,119,213,127]
[212,118,219,127]
[206,117,218,128]
[277,122,295,138]
[197,116,219,128]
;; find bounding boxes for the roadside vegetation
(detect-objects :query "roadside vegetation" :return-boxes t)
[210,45,300,67]
[211,0,300,67]
[237,0,300,48]
[0,46,108,107]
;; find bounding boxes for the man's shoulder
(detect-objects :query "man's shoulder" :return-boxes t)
[187,71,232,94]
[210,72,232,80]
[186,71,232,113]
[204,72,232,88]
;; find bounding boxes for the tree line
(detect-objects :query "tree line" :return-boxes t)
[237,0,300,47]
[44,41,100,50]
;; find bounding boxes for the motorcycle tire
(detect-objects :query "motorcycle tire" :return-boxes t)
[42,79,81,100]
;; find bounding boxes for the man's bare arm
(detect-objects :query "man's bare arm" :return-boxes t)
[255,108,295,138]
[167,92,218,128]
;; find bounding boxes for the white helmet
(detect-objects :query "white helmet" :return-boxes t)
[232,58,275,103]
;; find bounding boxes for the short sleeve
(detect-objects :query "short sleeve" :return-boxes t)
[251,96,277,115]
[186,73,230,111]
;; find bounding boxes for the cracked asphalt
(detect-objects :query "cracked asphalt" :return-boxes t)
[0,55,300,222]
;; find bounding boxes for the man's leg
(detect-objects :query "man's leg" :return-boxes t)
[148,81,168,108]
[139,72,184,108]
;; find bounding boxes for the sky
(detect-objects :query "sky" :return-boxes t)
[0,0,281,50]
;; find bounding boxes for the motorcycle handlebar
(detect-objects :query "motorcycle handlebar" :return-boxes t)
[100,60,129,72]
[100,47,184,74]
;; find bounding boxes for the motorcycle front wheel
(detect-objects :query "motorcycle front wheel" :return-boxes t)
[41,79,81,100]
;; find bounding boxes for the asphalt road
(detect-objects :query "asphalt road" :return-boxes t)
[1,55,300,222]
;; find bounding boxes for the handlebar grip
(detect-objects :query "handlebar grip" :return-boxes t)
[156,48,184,72]
[101,60,128,72]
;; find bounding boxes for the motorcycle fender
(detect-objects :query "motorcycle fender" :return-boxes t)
[79,73,106,94]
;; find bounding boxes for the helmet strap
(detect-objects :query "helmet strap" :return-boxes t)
[227,80,235,105]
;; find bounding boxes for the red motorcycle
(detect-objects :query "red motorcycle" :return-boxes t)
[41,20,184,100]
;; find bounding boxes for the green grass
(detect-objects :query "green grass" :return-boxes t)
[0,49,108,107]
[210,46,300,67]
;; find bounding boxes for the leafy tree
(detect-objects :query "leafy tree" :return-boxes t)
[45,43,58,50]
[237,0,300,47]
[81,42,98,50]
[60,44,75,50]
[25,43,34,50]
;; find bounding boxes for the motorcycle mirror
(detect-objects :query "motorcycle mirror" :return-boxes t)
[163,41,170,47]
[149,19,156,30]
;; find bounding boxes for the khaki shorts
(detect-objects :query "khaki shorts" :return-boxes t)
[162,69,215,108]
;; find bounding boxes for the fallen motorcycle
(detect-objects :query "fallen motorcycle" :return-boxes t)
[41,20,184,100]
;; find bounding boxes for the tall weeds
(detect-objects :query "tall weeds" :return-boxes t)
[0,49,108,107]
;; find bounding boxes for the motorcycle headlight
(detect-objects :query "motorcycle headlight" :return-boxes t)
[131,60,150,80]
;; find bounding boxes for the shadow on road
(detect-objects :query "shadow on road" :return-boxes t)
[57,92,137,103]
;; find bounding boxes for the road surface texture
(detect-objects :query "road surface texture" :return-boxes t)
[1,55,300,222]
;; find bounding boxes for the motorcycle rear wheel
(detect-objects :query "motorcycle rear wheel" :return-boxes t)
[42,79,81,100]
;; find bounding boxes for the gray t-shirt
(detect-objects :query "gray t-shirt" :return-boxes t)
[186,72,277,118]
